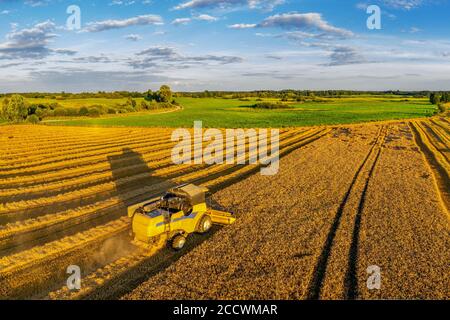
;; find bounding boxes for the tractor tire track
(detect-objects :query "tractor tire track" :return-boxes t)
[344,143,383,299]
[307,125,387,299]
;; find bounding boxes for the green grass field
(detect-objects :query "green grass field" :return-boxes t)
[42,96,435,128]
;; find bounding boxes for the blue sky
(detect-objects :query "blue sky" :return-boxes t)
[0,0,449,92]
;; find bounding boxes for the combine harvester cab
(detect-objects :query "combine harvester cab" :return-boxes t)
[128,184,236,250]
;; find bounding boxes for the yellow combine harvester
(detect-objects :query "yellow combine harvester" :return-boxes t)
[128,184,236,250]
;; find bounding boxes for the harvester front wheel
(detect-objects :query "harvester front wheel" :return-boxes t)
[197,215,212,234]
[171,234,187,251]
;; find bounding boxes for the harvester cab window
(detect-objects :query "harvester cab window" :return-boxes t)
[160,194,192,215]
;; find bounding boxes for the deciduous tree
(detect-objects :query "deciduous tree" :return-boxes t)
[0,95,28,122]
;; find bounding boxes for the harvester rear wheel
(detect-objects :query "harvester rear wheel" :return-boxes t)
[197,215,212,234]
[171,234,187,251]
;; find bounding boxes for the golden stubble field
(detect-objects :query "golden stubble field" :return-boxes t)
[0,117,448,300]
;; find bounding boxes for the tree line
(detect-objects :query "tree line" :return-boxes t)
[1,85,176,123]
[1,89,445,100]
[429,92,449,113]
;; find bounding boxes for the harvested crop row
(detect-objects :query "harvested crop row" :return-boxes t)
[45,239,169,300]
[0,130,303,214]
[0,125,291,164]
[0,127,292,175]
[176,129,322,184]
[202,128,330,190]
[0,128,295,183]
[419,121,450,162]
[44,129,331,300]
[0,130,313,243]
[436,117,450,129]
[0,142,172,187]
[0,132,175,174]
[0,131,288,188]
[429,120,450,143]
[0,217,130,299]
[0,128,171,161]
[0,129,301,196]
[0,126,150,156]
[0,129,328,299]
[409,121,449,214]
[0,130,173,167]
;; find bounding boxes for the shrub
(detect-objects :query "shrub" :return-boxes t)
[79,106,89,116]
[107,107,117,114]
[35,108,46,118]
[147,102,159,110]
[65,108,80,117]
[49,102,62,110]
[27,114,40,124]
[45,109,55,117]
[123,105,135,113]
[88,107,101,117]
[250,102,293,109]
[127,98,137,109]
[158,102,174,109]
[438,103,447,114]
[53,108,68,117]
[89,104,106,113]
[28,104,38,116]
[140,101,149,110]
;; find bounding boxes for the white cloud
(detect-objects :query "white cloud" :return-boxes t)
[383,0,423,9]
[196,14,219,21]
[229,12,353,38]
[84,15,163,32]
[172,14,219,26]
[259,13,353,37]
[172,18,192,25]
[129,46,243,69]
[175,0,284,10]
[125,34,143,41]
[228,23,257,29]
[0,21,75,60]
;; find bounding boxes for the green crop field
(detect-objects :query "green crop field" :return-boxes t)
[43,96,436,128]
[23,97,145,108]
